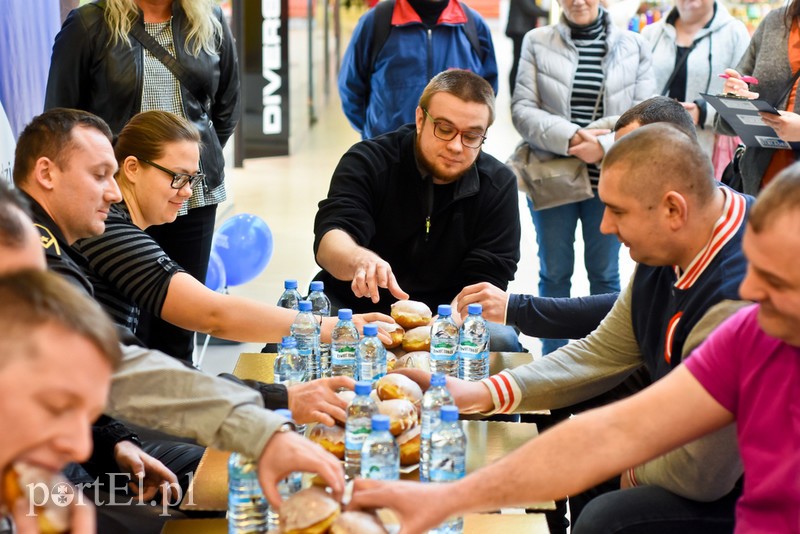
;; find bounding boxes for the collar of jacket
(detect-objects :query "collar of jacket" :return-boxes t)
[403,126,481,201]
[555,8,618,48]
[391,0,468,26]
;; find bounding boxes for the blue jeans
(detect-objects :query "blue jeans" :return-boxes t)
[528,194,620,354]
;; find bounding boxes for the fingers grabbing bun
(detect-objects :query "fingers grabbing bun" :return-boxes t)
[401,326,430,352]
[4,463,71,534]
[281,487,341,534]
[330,511,389,534]
[375,321,404,349]
[308,423,346,460]
[390,301,432,329]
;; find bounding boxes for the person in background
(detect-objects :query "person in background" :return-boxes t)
[716,0,800,196]
[506,0,548,96]
[641,0,749,169]
[512,0,655,355]
[350,165,800,534]
[45,0,240,363]
[317,69,522,351]
[338,0,498,139]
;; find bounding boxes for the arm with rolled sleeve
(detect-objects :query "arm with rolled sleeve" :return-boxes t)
[626,300,747,500]
[482,277,644,414]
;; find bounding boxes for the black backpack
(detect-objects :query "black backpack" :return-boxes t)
[368,0,484,73]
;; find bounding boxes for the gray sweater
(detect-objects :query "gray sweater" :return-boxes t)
[715,8,797,195]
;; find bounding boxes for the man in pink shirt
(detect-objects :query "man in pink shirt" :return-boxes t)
[350,164,800,533]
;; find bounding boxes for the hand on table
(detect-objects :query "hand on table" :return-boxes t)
[759,110,800,142]
[258,430,345,507]
[721,69,759,99]
[454,282,509,325]
[349,479,454,534]
[350,252,409,304]
[114,440,179,505]
[391,369,494,413]
[568,129,608,164]
[288,376,356,426]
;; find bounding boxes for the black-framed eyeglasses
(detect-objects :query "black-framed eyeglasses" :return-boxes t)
[136,157,205,189]
[422,108,487,148]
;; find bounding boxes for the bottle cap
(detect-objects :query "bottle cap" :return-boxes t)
[338,308,353,320]
[467,303,483,315]
[298,300,312,312]
[430,373,447,388]
[354,381,372,396]
[275,409,293,420]
[437,304,452,317]
[284,279,298,289]
[281,336,297,348]
[363,323,378,336]
[371,414,390,431]
[440,405,459,422]
[310,280,324,292]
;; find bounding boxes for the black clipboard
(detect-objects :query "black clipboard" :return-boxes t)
[702,92,799,150]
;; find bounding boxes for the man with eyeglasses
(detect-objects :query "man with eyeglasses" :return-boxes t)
[315,69,522,349]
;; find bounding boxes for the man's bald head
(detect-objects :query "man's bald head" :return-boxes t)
[602,123,716,207]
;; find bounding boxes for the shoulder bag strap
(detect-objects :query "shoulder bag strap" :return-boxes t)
[129,23,210,113]
[775,67,800,109]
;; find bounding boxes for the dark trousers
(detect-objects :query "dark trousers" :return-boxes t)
[138,204,218,364]
[509,35,525,97]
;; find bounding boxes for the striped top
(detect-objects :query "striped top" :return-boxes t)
[73,203,185,332]
[569,14,607,184]
[141,20,226,214]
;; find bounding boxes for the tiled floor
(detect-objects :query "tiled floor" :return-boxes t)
[200,6,635,375]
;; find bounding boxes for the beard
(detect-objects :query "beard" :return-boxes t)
[414,136,475,184]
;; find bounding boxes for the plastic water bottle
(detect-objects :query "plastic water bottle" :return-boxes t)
[429,405,466,534]
[420,373,454,482]
[360,414,399,480]
[291,300,320,380]
[228,452,267,532]
[277,279,302,310]
[430,304,459,377]
[458,303,490,381]
[331,309,359,378]
[274,336,306,385]
[357,324,386,383]
[266,409,302,531]
[307,281,332,318]
[344,381,378,479]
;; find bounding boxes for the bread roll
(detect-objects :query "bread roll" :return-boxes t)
[395,351,431,372]
[377,399,418,436]
[397,425,421,466]
[330,511,389,534]
[308,423,346,460]
[386,351,398,372]
[3,464,70,533]
[402,326,431,352]
[390,300,432,329]
[281,487,340,534]
[375,374,423,407]
[375,321,404,349]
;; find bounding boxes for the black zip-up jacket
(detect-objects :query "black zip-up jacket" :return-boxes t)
[44,0,240,191]
[314,124,521,315]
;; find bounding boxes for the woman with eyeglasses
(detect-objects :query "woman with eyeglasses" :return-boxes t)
[73,111,392,348]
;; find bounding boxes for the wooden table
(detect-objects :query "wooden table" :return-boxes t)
[232,351,535,382]
[162,512,549,533]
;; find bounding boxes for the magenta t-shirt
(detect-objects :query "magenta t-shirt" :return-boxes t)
[685,304,800,533]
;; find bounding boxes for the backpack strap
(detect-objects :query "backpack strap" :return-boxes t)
[368,0,484,74]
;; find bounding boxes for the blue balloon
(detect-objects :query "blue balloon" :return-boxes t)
[204,249,227,292]
[213,214,274,286]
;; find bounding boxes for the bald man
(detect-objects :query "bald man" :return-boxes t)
[402,124,753,533]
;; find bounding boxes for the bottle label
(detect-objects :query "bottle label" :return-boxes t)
[331,345,356,365]
[430,454,466,482]
[458,342,486,360]
[345,419,372,450]
[421,410,441,439]
[430,340,457,362]
[360,363,385,382]
[362,463,399,481]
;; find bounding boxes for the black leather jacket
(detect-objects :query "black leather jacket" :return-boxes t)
[44,0,240,191]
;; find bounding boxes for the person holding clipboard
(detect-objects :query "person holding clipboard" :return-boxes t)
[715,0,800,195]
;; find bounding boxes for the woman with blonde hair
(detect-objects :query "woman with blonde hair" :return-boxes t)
[45,0,240,363]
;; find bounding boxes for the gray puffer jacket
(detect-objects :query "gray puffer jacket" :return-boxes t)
[643,2,750,157]
[511,11,655,158]
[714,8,797,195]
